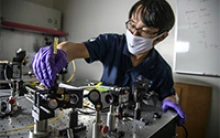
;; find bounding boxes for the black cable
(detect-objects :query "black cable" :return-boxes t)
[180,125,188,138]
[0,95,10,98]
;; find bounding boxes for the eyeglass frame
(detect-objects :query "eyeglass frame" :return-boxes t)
[125,20,160,38]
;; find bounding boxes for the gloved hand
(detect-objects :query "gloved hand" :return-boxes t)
[32,46,68,88]
[162,99,186,126]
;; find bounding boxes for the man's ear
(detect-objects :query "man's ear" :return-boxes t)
[153,32,169,46]
[159,32,169,41]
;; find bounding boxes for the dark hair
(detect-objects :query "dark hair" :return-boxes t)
[129,0,175,33]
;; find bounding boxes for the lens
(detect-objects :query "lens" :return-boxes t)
[70,94,79,104]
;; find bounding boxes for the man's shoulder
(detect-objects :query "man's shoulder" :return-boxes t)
[84,33,125,46]
[99,33,125,40]
[97,33,126,48]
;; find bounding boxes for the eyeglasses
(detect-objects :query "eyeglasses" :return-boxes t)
[125,20,159,38]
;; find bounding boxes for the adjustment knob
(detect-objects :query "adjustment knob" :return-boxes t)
[153,112,161,119]
[101,126,109,134]
[8,97,15,105]
[70,94,79,104]
[48,99,58,109]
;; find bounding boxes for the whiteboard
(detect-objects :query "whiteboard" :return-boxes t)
[175,0,220,77]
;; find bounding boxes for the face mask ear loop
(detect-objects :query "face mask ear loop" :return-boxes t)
[152,32,166,46]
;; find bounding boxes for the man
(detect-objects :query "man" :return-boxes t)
[32,0,185,126]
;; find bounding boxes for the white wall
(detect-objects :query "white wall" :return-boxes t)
[0,0,55,62]
[0,30,47,60]
[25,0,54,8]
[53,0,219,137]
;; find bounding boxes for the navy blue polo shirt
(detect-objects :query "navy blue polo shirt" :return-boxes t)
[83,33,175,100]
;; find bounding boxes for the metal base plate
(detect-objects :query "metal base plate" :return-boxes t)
[0,90,177,138]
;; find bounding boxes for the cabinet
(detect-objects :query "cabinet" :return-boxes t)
[2,0,61,30]
[174,82,212,138]
[1,0,66,36]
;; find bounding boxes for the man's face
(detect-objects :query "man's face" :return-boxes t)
[128,13,160,39]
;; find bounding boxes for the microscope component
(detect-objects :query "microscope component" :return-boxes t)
[106,104,116,131]
[0,61,25,116]
[0,61,22,81]
[107,86,130,105]
[88,89,102,108]
[106,86,130,117]
[24,85,85,138]
[0,96,11,118]
[11,62,22,79]
[87,89,108,138]
[47,98,58,109]
[133,80,151,120]
[103,86,129,138]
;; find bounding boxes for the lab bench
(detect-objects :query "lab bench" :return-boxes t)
[0,89,177,138]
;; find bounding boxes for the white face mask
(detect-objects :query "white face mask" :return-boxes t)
[126,29,164,55]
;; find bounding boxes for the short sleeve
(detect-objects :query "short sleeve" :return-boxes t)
[83,34,115,63]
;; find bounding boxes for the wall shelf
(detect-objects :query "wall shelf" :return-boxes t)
[1,20,66,36]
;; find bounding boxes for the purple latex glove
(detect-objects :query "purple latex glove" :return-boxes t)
[162,99,186,126]
[32,46,68,88]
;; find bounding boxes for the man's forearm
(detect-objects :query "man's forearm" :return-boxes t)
[57,41,89,62]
